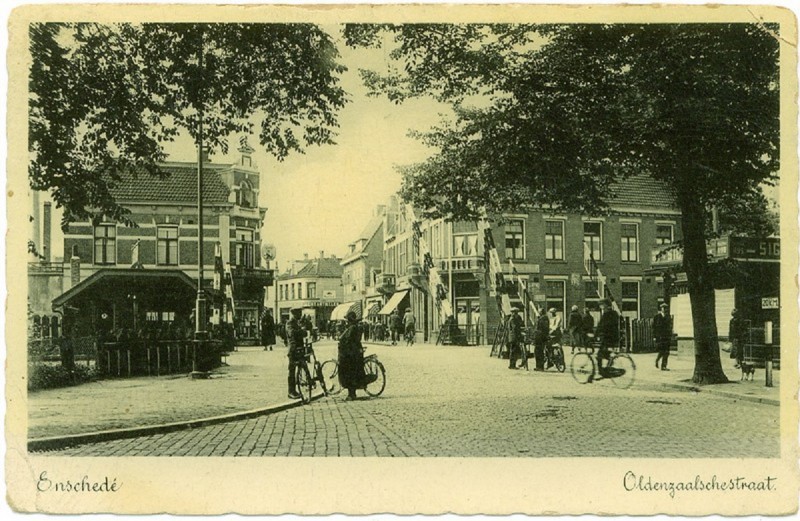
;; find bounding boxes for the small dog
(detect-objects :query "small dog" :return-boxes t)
[740,363,756,381]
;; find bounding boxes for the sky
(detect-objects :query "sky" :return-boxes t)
[42,28,449,268]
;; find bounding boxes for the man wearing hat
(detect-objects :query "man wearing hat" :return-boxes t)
[507,307,525,369]
[653,303,672,370]
[595,299,620,376]
[286,306,306,399]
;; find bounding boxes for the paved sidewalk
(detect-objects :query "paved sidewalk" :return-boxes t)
[27,341,779,442]
[27,343,339,440]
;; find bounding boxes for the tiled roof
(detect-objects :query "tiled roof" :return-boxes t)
[357,215,384,243]
[107,163,231,204]
[295,257,344,279]
[608,175,677,210]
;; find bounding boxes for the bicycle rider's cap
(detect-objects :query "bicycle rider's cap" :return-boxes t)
[659,303,668,309]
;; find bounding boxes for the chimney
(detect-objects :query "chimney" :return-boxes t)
[201,149,211,163]
[42,201,52,262]
[319,250,324,259]
[70,245,81,287]
[375,205,386,217]
[304,253,309,261]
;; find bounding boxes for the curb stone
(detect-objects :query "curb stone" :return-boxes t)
[28,392,324,452]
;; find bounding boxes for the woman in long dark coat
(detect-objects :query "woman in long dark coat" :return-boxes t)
[261,309,276,351]
[338,311,366,400]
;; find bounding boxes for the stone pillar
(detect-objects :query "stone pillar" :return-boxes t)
[70,245,80,288]
[42,201,52,262]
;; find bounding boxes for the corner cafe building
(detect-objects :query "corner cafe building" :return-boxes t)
[651,235,780,344]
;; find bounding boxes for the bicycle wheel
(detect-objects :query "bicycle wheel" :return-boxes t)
[554,345,566,373]
[320,359,342,395]
[295,364,313,404]
[608,353,636,389]
[363,358,386,397]
[570,352,595,384]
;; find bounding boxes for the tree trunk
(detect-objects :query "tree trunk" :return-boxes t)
[679,192,728,384]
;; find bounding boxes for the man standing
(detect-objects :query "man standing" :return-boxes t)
[653,303,672,370]
[567,305,583,352]
[533,311,550,371]
[261,308,276,351]
[507,308,524,370]
[286,307,306,399]
[729,308,746,368]
[390,309,402,346]
[595,299,620,376]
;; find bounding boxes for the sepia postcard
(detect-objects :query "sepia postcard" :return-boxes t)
[5,2,800,515]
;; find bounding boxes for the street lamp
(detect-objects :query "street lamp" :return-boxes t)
[192,44,209,379]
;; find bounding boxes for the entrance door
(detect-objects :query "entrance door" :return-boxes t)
[455,298,481,345]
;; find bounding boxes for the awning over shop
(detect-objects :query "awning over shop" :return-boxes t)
[367,303,381,317]
[378,290,409,315]
[330,301,362,321]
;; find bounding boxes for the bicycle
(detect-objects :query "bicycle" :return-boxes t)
[404,326,416,346]
[543,336,566,373]
[569,342,636,389]
[319,347,387,398]
[294,339,330,404]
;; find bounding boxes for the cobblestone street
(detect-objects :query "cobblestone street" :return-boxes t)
[36,341,780,458]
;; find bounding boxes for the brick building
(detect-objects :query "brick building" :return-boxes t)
[273,254,344,326]
[54,144,273,342]
[340,206,386,320]
[379,175,681,345]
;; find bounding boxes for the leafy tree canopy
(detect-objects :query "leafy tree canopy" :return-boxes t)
[30,23,348,229]
[345,23,779,225]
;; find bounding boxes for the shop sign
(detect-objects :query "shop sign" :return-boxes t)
[761,297,779,309]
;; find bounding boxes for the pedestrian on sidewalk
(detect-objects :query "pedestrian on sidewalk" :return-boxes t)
[653,303,672,371]
[507,307,524,369]
[261,308,276,351]
[338,311,369,401]
[286,307,306,400]
[729,308,747,368]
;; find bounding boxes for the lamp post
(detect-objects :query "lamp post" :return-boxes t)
[192,41,209,379]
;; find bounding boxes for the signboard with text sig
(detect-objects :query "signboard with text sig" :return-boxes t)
[729,237,780,261]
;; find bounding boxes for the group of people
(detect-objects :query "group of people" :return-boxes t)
[284,306,375,401]
[507,299,623,374]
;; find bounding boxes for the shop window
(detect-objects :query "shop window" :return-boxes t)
[93,224,116,265]
[504,220,525,260]
[620,223,639,262]
[545,220,564,260]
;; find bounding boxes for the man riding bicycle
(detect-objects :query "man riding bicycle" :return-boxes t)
[594,299,620,378]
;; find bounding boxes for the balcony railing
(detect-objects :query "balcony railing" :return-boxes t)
[650,238,730,267]
[439,257,485,272]
[377,273,396,294]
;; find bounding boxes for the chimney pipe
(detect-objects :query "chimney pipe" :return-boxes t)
[319,250,324,259]
[32,191,41,257]
[42,201,52,262]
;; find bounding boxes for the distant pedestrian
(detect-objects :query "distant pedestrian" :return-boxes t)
[507,308,524,369]
[390,309,402,345]
[653,303,672,370]
[729,308,747,368]
[567,305,583,352]
[581,308,595,347]
[403,309,416,345]
[286,307,306,400]
[261,309,276,351]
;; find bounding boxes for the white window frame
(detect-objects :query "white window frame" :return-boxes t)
[620,222,639,263]
[620,278,641,319]
[544,220,565,261]
[93,224,117,265]
[504,219,526,260]
[583,221,603,262]
[157,226,179,266]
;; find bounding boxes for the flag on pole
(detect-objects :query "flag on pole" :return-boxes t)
[224,262,236,324]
